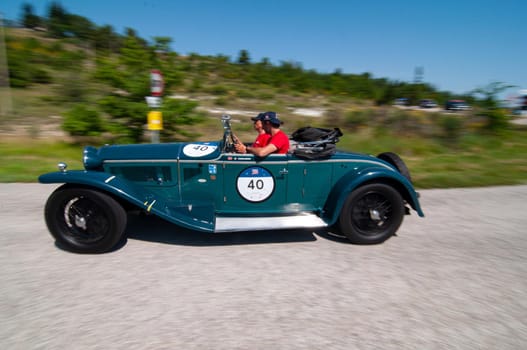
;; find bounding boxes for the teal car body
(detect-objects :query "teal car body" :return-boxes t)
[39,116,423,253]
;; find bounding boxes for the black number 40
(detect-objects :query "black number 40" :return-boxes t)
[248,179,264,190]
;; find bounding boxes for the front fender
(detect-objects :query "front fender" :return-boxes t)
[39,170,145,206]
[322,167,424,226]
[38,171,215,232]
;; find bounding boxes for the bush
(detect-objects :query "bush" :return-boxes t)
[235,89,256,99]
[208,85,229,95]
[160,98,206,140]
[188,78,203,93]
[437,115,463,143]
[98,95,148,142]
[214,97,228,106]
[32,68,52,84]
[482,108,509,134]
[60,74,85,102]
[385,109,414,134]
[344,109,370,130]
[62,105,104,136]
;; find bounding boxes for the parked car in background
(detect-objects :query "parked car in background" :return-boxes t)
[419,99,438,109]
[394,98,410,106]
[445,100,471,111]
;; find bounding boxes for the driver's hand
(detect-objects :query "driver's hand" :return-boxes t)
[234,142,247,154]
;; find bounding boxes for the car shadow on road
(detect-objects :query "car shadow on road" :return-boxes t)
[123,214,349,247]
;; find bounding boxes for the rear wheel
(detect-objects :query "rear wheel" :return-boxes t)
[44,186,127,253]
[338,183,404,244]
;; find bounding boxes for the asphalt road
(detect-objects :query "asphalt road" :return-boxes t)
[1,184,526,350]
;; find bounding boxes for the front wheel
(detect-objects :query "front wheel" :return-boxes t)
[338,183,404,244]
[44,186,127,253]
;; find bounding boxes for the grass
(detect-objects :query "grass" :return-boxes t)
[0,140,83,182]
[407,132,527,188]
[344,128,527,188]
[1,129,527,188]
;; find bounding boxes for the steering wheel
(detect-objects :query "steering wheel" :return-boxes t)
[221,115,236,152]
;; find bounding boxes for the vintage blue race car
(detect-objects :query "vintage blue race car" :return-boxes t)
[39,115,424,253]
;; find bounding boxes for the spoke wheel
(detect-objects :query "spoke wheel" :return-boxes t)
[338,183,404,244]
[44,186,127,253]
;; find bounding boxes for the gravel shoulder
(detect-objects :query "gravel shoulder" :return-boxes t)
[1,184,526,349]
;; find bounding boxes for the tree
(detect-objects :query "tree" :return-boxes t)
[237,49,250,65]
[471,82,515,133]
[21,3,41,29]
[120,28,150,72]
[66,14,95,41]
[152,36,172,53]
[471,82,514,109]
[93,25,121,53]
[47,1,69,38]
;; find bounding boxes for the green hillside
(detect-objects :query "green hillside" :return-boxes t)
[1,8,476,144]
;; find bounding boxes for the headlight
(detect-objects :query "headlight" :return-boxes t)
[83,146,102,170]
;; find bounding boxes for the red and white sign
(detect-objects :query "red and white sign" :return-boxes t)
[150,69,164,97]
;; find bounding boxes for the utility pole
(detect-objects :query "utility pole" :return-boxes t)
[414,66,424,84]
[0,12,13,117]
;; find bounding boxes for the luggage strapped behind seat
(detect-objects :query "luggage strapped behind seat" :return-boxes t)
[290,126,343,159]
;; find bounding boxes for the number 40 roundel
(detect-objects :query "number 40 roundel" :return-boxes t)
[236,166,275,202]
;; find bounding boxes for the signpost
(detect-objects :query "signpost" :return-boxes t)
[150,70,164,97]
[147,70,164,143]
[147,111,163,130]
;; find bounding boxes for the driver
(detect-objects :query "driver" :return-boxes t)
[235,112,289,156]
[233,113,271,149]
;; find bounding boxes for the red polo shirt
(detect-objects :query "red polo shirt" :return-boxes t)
[269,130,290,154]
[252,133,271,148]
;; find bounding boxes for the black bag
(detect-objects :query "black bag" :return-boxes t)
[291,127,343,160]
[291,127,342,143]
[294,143,337,160]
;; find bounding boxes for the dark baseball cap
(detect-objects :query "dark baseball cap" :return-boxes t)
[251,113,264,121]
[260,111,282,125]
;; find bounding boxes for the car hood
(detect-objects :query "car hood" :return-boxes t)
[84,141,222,169]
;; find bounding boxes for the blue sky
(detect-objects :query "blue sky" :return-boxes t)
[2,0,526,98]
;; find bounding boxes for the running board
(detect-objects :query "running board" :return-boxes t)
[214,213,328,233]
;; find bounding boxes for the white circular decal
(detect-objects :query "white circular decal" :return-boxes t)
[183,144,218,157]
[237,167,275,202]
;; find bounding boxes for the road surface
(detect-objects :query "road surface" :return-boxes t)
[1,184,526,349]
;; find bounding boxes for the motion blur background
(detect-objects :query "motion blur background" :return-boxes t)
[0,0,526,186]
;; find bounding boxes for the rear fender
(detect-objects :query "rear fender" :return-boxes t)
[322,167,424,226]
[38,171,214,232]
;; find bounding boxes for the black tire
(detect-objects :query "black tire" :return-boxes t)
[44,186,127,253]
[377,152,412,183]
[338,183,405,244]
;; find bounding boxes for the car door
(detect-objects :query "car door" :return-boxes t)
[219,153,288,214]
[286,159,333,211]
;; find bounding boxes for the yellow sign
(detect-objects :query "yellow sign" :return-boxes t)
[147,111,163,130]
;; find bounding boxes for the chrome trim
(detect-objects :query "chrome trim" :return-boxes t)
[57,162,68,172]
[102,156,394,170]
[215,213,327,232]
[104,159,179,163]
